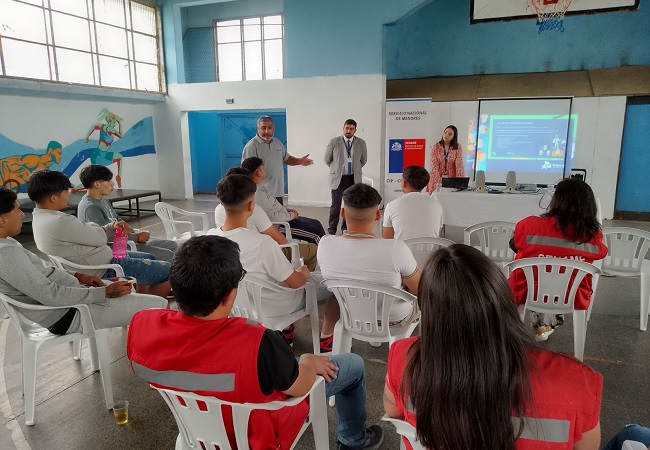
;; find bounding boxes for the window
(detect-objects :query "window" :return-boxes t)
[214,14,284,82]
[0,0,164,92]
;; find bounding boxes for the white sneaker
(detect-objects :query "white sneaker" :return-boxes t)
[369,341,382,348]
[535,327,555,342]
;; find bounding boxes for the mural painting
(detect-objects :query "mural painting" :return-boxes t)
[0,111,155,193]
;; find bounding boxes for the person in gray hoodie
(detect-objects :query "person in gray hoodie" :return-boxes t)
[0,187,166,335]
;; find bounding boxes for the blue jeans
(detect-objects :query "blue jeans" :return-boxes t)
[602,424,650,450]
[326,353,367,447]
[104,250,170,286]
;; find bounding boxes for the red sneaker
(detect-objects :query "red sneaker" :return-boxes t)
[282,324,295,346]
[319,335,333,353]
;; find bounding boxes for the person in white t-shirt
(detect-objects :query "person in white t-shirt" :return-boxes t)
[208,173,311,343]
[214,167,317,271]
[382,165,443,240]
[317,183,421,353]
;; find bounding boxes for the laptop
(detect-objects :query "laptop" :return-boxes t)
[441,177,470,190]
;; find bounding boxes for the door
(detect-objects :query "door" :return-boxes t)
[188,109,287,194]
[614,97,650,220]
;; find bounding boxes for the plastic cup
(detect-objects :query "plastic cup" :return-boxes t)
[113,400,129,425]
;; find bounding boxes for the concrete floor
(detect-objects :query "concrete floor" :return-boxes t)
[1,196,650,450]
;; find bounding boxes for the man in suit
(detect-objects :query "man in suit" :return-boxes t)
[324,119,368,235]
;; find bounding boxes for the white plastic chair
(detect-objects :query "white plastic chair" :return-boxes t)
[48,255,125,277]
[0,292,114,425]
[272,221,294,242]
[404,237,455,268]
[155,377,329,450]
[601,227,650,331]
[504,257,601,361]
[382,416,425,450]
[231,274,320,353]
[464,221,516,263]
[623,441,650,450]
[323,279,419,355]
[155,202,209,245]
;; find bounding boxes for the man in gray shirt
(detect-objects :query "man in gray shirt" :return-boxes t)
[241,157,325,245]
[241,115,313,205]
[77,165,177,262]
[0,187,166,334]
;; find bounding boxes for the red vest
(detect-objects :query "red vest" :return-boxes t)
[386,337,602,450]
[508,216,608,310]
[127,309,309,450]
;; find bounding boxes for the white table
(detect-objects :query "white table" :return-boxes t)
[432,190,550,228]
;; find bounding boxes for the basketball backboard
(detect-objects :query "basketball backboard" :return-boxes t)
[471,0,639,22]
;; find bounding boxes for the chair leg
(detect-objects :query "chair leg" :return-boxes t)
[640,272,649,331]
[72,340,82,361]
[22,340,38,426]
[88,336,100,372]
[310,380,329,450]
[93,329,115,409]
[309,310,321,355]
[573,310,587,362]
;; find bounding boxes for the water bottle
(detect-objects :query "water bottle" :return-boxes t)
[112,229,128,259]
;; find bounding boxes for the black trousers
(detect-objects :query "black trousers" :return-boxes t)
[328,175,355,235]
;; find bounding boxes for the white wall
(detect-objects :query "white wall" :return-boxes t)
[572,96,626,219]
[155,83,624,218]
[0,94,159,193]
[417,97,624,219]
[155,74,386,205]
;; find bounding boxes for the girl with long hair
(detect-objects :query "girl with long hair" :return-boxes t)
[426,125,464,193]
[508,178,608,340]
[384,244,603,449]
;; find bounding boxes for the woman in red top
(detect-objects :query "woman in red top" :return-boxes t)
[426,125,464,193]
[508,178,608,340]
[383,245,602,450]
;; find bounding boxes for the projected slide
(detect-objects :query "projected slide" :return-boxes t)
[465,98,576,185]
[485,115,572,171]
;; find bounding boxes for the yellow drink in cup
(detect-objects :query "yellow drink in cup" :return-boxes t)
[113,400,129,425]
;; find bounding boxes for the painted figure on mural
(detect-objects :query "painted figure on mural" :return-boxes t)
[0,141,62,193]
[85,109,124,188]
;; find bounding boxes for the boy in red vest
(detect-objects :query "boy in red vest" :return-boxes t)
[127,235,383,450]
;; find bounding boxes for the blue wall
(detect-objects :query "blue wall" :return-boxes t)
[163,0,428,83]
[283,0,427,78]
[183,28,216,83]
[616,103,650,213]
[385,0,650,79]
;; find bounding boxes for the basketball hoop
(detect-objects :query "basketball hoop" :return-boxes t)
[529,0,573,33]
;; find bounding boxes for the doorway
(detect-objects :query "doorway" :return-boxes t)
[188,109,287,194]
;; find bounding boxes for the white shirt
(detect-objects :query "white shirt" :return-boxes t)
[383,192,444,240]
[207,227,302,317]
[317,235,417,321]
[214,204,273,233]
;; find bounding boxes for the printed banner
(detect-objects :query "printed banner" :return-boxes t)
[384,100,434,204]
